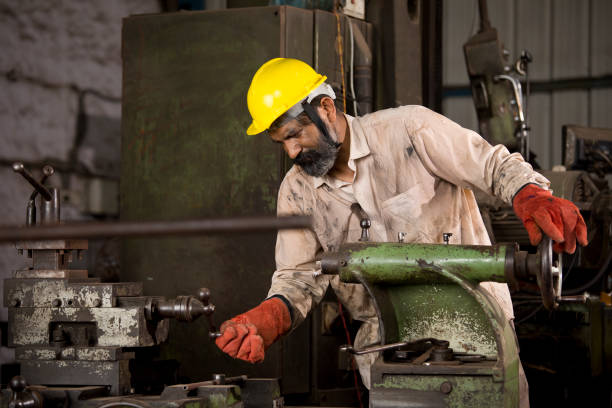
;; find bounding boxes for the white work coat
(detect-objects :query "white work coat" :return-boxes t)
[267,105,548,392]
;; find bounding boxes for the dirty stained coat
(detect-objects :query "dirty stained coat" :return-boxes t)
[267,105,549,389]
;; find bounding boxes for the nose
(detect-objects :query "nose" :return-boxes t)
[284,140,302,159]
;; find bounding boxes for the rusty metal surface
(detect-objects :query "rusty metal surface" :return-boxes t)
[0,215,312,243]
[0,378,283,408]
[4,279,143,308]
[16,347,134,361]
[13,269,89,279]
[21,360,131,396]
[8,305,167,347]
[14,240,89,250]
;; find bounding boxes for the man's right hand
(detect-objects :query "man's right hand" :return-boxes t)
[215,297,291,364]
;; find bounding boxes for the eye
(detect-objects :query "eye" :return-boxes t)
[287,130,302,140]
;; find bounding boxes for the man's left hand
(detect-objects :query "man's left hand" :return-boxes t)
[513,184,588,254]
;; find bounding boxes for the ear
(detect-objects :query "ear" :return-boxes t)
[317,96,337,123]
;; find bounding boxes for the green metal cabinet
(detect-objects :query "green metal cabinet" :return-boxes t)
[121,6,372,395]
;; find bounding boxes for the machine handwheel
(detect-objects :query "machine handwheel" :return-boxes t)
[535,237,561,310]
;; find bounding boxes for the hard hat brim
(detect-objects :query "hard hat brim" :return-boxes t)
[247,122,264,135]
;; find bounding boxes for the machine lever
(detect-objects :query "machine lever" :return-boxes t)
[8,376,42,408]
[144,287,221,339]
[341,338,449,356]
[12,163,53,202]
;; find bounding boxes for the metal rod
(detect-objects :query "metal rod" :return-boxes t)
[12,163,52,201]
[29,165,54,201]
[478,0,492,31]
[0,215,312,243]
[442,74,612,98]
[175,375,248,391]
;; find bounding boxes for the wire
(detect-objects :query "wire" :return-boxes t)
[561,251,578,283]
[337,301,364,408]
[515,304,544,325]
[563,251,612,295]
[334,10,347,112]
[347,16,358,116]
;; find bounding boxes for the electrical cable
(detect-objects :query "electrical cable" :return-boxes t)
[563,251,612,295]
[347,16,358,116]
[561,251,578,283]
[334,9,347,112]
[337,301,364,408]
[515,304,544,325]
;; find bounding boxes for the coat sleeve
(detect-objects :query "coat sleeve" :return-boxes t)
[404,106,549,203]
[267,171,331,329]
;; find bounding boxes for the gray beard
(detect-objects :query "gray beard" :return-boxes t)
[294,129,339,177]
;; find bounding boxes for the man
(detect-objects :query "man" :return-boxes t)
[215,58,587,401]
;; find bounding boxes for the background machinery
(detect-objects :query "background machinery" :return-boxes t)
[464,0,612,405]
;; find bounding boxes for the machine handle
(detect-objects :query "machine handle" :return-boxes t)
[341,338,449,356]
[535,236,561,310]
[8,376,42,408]
[144,287,221,339]
[12,163,53,202]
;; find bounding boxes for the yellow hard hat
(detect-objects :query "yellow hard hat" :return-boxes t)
[246,58,328,135]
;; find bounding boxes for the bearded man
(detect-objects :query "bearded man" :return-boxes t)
[214,58,587,407]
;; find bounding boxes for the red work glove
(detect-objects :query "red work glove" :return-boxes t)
[215,297,291,363]
[513,184,588,254]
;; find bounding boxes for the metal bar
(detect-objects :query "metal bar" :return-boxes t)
[443,74,612,98]
[0,215,312,243]
[478,0,492,31]
[12,163,52,201]
[321,242,508,284]
[167,375,248,391]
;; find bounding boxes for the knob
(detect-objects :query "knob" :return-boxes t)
[9,376,27,393]
[359,218,371,242]
[198,288,211,304]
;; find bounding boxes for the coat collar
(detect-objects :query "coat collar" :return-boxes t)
[312,114,370,189]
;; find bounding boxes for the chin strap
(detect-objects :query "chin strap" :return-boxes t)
[301,102,341,148]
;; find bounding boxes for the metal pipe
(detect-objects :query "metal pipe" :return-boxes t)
[0,215,312,243]
[26,200,36,226]
[39,188,60,224]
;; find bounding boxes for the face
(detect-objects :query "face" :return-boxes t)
[269,117,339,177]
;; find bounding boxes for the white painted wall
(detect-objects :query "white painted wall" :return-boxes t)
[0,0,160,367]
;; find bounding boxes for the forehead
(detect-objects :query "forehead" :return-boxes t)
[268,118,303,142]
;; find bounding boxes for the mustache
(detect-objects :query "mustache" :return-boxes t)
[294,135,338,177]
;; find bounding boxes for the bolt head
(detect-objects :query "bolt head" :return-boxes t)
[42,165,54,176]
[440,381,453,394]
